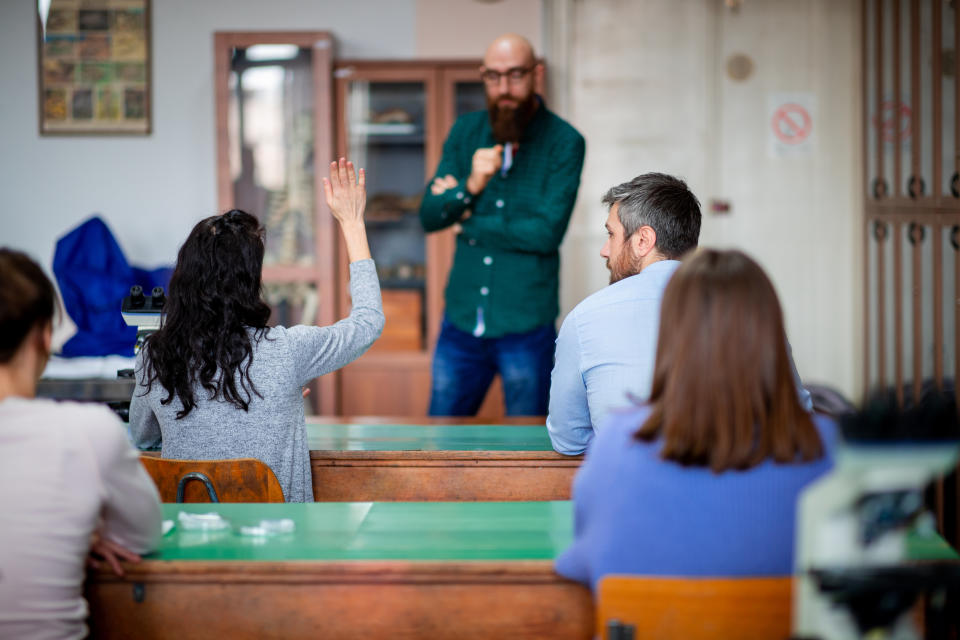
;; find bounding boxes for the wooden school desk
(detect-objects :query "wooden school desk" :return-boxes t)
[139,418,582,502]
[305,419,581,501]
[85,501,593,639]
[85,502,959,640]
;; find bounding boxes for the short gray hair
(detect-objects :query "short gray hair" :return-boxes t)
[602,173,701,259]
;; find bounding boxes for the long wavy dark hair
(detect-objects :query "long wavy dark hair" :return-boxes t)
[141,210,271,419]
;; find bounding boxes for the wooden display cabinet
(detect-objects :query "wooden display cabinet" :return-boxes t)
[215,48,522,416]
[333,60,509,417]
[213,31,336,412]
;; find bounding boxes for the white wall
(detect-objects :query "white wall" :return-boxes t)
[0,1,418,269]
[558,0,861,399]
[710,1,861,400]
[0,0,542,268]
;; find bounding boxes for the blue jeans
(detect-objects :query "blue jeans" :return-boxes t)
[428,317,556,416]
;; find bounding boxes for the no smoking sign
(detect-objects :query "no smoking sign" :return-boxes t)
[767,93,817,157]
[772,103,812,144]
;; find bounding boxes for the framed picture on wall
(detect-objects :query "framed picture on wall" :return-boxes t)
[36,0,151,135]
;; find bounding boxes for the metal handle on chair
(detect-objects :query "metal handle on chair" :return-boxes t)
[176,472,220,503]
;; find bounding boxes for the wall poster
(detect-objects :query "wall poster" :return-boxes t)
[37,0,151,135]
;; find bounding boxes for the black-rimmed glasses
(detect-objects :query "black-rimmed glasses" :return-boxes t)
[480,66,534,85]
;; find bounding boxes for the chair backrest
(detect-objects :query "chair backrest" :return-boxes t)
[596,575,793,640]
[140,456,286,503]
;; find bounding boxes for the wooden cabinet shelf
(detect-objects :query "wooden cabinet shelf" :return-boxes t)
[334,60,507,417]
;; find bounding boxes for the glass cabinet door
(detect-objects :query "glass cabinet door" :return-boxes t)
[214,32,335,412]
[228,44,316,268]
[344,80,428,351]
[333,62,486,416]
[454,81,485,118]
[227,44,319,328]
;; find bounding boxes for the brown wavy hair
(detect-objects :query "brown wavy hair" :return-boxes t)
[636,249,823,472]
[0,249,56,363]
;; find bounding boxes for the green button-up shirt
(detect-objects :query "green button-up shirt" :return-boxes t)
[419,102,585,338]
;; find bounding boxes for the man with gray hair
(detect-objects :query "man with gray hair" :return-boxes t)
[546,173,811,455]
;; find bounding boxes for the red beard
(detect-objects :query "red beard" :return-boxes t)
[487,93,537,143]
[607,248,641,284]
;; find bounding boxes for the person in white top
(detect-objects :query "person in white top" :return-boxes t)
[0,248,162,640]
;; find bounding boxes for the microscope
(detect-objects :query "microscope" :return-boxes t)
[793,391,960,640]
[120,284,165,355]
[103,285,165,422]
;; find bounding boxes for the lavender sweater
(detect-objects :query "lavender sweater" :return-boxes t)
[556,406,838,588]
[130,259,384,502]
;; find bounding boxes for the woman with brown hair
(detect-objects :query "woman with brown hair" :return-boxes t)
[555,249,837,588]
[0,249,162,638]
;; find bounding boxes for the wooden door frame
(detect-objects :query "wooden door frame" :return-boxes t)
[213,31,336,413]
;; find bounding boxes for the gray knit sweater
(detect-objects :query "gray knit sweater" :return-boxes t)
[129,259,384,502]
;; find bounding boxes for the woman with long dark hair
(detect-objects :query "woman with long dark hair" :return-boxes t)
[130,159,383,502]
[555,249,837,587]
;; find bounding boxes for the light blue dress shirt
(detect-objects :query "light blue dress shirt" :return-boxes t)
[546,259,813,455]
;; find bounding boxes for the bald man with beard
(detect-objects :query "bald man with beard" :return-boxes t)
[420,34,585,417]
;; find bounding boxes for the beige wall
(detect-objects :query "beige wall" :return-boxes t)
[415,0,541,58]
[556,0,862,399]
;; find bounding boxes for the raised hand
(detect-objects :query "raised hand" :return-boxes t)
[323,157,366,227]
[322,157,371,262]
[466,145,503,195]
